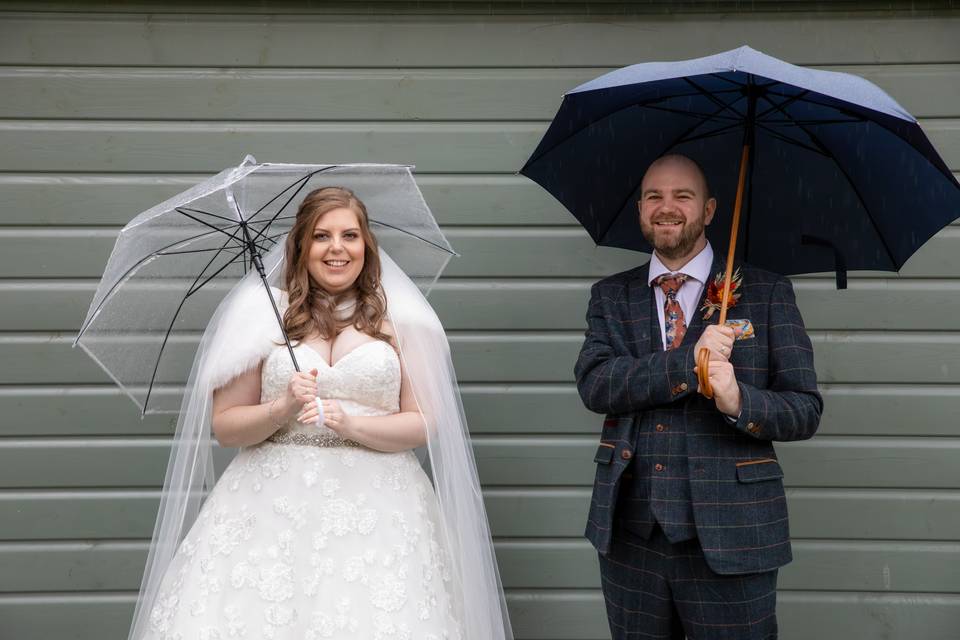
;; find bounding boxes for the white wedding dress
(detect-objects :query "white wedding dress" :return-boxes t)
[143,341,464,640]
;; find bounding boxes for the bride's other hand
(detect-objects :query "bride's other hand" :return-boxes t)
[320,399,352,435]
[297,397,323,424]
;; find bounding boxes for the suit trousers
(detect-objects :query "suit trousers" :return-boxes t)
[598,525,778,640]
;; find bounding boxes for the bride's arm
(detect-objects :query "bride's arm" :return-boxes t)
[211,364,317,448]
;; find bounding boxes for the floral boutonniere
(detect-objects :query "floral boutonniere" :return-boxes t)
[701,268,743,320]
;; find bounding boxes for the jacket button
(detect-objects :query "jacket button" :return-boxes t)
[656,424,666,432]
[679,382,688,391]
[621,449,633,460]
[654,463,665,472]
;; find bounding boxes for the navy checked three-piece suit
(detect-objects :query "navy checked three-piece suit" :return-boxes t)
[575,255,823,639]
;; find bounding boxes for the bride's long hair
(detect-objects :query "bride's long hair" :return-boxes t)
[282,186,389,342]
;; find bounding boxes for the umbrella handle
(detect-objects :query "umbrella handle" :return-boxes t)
[697,347,714,398]
[697,143,751,398]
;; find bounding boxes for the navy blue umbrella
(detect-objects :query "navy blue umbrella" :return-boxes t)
[521,46,960,396]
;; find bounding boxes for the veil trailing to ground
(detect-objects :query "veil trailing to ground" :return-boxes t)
[128,242,513,640]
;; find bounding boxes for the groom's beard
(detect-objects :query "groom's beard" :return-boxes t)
[641,210,707,261]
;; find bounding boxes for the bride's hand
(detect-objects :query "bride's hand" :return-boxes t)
[284,368,318,416]
[297,398,322,425]
[319,399,352,436]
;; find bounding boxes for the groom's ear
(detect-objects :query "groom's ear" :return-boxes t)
[704,197,717,225]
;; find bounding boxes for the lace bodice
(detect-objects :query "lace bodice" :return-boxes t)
[261,341,402,442]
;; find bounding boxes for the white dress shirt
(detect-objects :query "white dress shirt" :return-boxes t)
[648,242,714,351]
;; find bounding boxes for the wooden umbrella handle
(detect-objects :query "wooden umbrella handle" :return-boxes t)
[697,346,714,398]
[697,143,751,397]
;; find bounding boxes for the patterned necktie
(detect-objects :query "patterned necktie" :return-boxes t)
[656,273,689,349]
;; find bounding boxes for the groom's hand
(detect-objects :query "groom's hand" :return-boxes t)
[699,360,742,417]
[694,325,735,362]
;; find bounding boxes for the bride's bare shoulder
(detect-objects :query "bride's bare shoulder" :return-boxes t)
[379,318,398,348]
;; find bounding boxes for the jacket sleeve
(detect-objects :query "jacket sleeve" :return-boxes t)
[574,282,699,415]
[732,277,823,441]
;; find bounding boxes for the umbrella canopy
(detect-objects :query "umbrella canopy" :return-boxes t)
[521,45,960,284]
[75,157,454,414]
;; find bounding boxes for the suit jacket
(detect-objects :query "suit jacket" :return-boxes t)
[575,255,823,575]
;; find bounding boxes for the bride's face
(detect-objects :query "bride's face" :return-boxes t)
[306,207,366,294]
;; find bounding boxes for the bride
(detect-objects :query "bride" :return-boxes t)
[130,186,513,640]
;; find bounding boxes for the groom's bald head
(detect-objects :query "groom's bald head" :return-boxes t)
[642,154,711,200]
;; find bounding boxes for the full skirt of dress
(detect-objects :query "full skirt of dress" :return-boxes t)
[144,441,462,640]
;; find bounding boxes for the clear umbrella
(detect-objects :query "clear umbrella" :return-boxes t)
[75,156,455,413]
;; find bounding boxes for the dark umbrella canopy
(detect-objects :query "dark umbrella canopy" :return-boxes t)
[521,46,960,282]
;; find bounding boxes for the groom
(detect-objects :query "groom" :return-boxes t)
[575,154,822,639]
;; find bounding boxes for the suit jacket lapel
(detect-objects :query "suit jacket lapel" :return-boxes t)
[626,262,655,354]
[683,254,727,346]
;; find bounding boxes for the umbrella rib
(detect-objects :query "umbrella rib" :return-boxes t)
[230,192,246,224]
[369,219,457,255]
[246,166,340,226]
[142,232,249,409]
[708,73,746,89]
[246,171,332,247]
[142,295,195,411]
[248,214,295,243]
[182,222,250,298]
[754,89,810,121]
[187,248,251,298]
[754,123,830,157]
[76,225,245,340]
[262,230,286,243]
[245,173,313,223]
[754,91,841,156]
[158,245,246,258]
[658,98,746,154]
[757,89,864,126]
[763,90,877,124]
[640,103,743,122]
[763,117,867,126]
[176,208,242,238]
[176,206,240,225]
[683,77,745,119]
[761,97,900,268]
[672,120,746,145]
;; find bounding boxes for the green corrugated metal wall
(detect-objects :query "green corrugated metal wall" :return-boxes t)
[1,4,959,639]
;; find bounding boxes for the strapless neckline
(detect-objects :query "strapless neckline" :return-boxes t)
[294,339,398,369]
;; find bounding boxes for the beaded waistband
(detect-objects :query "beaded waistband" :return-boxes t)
[266,431,361,448]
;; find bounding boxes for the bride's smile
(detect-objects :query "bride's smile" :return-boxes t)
[307,207,366,294]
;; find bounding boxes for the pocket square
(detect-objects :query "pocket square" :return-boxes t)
[725,318,755,340]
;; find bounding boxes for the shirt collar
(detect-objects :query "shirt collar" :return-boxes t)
[647,242,714,287]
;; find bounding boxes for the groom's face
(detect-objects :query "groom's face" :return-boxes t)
[638,157,716,262]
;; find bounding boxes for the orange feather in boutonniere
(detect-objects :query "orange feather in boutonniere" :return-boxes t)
[701,268,743,320]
